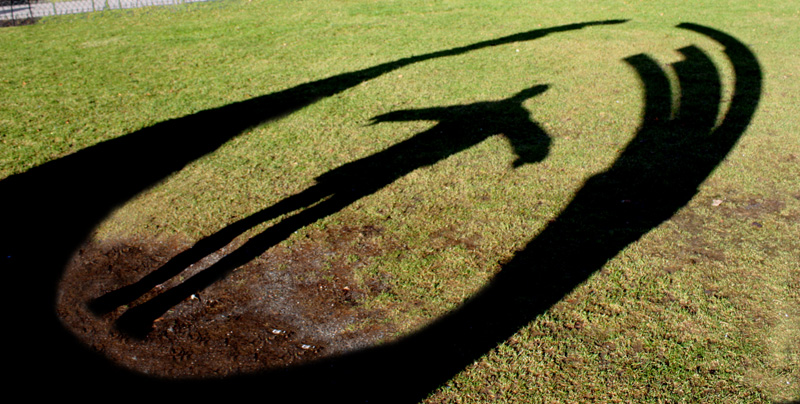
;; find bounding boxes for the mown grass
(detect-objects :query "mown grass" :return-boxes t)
[2,0,798,402]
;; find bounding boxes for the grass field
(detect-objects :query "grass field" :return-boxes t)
[1,0,798,402]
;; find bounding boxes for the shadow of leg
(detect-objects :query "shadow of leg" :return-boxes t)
[113,188,359,338]
[89,184,333,315]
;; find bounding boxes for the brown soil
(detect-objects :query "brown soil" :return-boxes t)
[56,223,397,378]
[0,17,39,27]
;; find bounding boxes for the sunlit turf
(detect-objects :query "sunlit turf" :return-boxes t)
[1,0,798,401]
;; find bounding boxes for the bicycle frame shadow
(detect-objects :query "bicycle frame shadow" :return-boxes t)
[0,21,761,402]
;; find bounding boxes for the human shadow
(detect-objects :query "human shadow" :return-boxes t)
[0,19,624,394]
[92,84,552,337]
[167,23,759,402]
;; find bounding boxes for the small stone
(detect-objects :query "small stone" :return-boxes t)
[712,199,723,206]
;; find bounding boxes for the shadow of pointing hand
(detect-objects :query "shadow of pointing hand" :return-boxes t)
[249,23,761,403]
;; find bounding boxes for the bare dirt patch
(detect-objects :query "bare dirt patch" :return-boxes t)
[56,224,397,378]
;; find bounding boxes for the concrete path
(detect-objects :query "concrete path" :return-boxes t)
[1,0,211,20]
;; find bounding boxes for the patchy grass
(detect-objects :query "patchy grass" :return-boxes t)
[1,0,797,401]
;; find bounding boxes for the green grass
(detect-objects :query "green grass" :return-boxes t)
[2,0,798,401]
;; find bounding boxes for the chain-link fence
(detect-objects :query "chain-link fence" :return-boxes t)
[1,0,210,25]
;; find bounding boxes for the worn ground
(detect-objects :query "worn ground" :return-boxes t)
[57,223,398,378]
